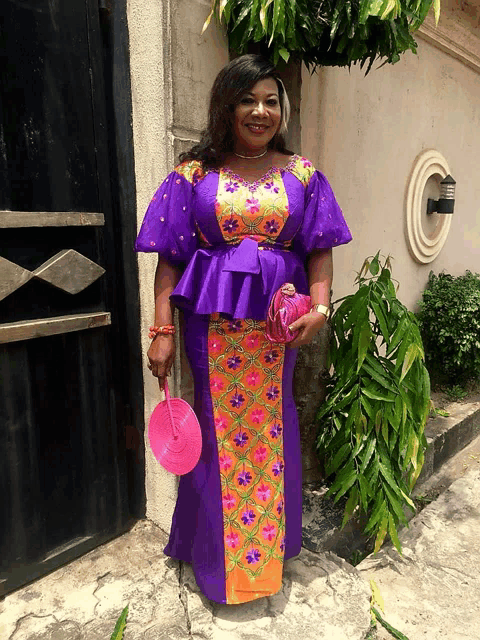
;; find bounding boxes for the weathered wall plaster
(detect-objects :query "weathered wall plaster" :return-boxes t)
[301,26,480,312]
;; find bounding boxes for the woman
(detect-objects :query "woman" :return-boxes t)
[135,55,352,605]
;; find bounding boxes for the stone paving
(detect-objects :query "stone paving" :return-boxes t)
[2,439,480,640]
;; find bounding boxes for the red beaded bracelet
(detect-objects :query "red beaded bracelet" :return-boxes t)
[149,324,176,339]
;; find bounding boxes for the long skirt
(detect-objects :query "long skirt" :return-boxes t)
[164,310,302,605]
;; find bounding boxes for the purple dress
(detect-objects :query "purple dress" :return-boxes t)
[135,155,352,604]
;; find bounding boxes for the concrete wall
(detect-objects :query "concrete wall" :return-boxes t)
[301,15,480,311]
[128,0,228,531]
[128,0,480,532]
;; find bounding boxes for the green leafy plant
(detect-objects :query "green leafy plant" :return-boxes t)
[443,384,468,401]
[418,271,480,387]
[203,0,440,72]
[316,254,429,552]
[369,579,410,640]
[110,606,129,640]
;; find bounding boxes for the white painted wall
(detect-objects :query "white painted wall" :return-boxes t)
[301,32,480,311]
[127,0,228,531]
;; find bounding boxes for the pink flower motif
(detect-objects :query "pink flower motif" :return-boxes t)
[256,484,271,502]
[210,376,225,392]
[246,334,260,348]
[250,408,265,424]
[303,159,313,168]
[209,337,222,354]
[254,447,268,463]
[245,198,260,214]
[215,415,228,432]
[262,524,277,541]
[245,370,261,387]
[226,531,240,548]
[223,493,236,510]
[219,454,232,471]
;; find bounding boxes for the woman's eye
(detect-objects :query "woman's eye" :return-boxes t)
[240,97,254,104]
[267,99,279,106]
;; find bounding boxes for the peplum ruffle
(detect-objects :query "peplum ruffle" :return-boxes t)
[171,238,309,320]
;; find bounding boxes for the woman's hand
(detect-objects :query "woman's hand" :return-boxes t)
[147,334,175,391]
[287,311,327,348]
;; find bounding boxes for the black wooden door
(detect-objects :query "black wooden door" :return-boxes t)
[0,0,144,596]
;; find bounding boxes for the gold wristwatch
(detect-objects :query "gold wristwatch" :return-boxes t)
[310,303,331,319]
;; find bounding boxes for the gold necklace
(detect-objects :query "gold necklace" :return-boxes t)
[233,149,268,159]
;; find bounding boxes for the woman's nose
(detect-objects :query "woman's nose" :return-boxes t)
[253,101,266,115]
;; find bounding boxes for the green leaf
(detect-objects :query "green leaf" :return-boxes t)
[110,606,129,640]
[388,512,402,552]
[369,254,380,275]
[278,47,290,62]
[326,442,351,476]
[371,296,390,343]
[358,474,371,510]
[359,437,376,473]
[362,387,395,402]
[400,343,420,382]
[374,511,389,553]
[342,486,359,527]
[357,325,373,372]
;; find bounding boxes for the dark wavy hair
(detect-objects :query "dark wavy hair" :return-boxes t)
[179,55,292,169]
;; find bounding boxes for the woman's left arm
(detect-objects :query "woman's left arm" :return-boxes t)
[288,248,332,348]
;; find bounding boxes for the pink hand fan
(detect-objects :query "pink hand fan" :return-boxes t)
[148,379,202,475]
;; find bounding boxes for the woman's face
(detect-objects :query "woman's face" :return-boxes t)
[232,77,282,154]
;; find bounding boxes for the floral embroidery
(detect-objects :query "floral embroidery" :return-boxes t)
[250,408,265,424]
[280,537,286,551]
[264,219,279,234]
[215,415,228,431]
[215,169,289,246]
[237,470,252,486]
[241,509,256,525]
[174,160,206,185]
[265,349,280,364]
[254,446,268,463]
[272,460,284,476]
[288,155,316,187]
[245,370,261,386]
[270,423,282,438]
[211,376,225,392]
[223,218,239,234]
[223,494,236,510]
[219,455,233,470]
[266,385,280,401]
[262,524,277,541]
[227,355,242,370]
[225,181,239,193]
[230,392,245,408]
[228,320,243,332]
[256,484,272,502]
[246,549,261,564]
[208,314,286,604]
[245,197,260,213]
[234,432,249,448]
[226,532,240,548]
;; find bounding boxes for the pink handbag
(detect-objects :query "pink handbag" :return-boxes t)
[265,283,311,344]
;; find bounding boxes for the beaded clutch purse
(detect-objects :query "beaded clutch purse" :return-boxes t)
[265,283,311,344]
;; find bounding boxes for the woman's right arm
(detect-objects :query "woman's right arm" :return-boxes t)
[147,256,181,391]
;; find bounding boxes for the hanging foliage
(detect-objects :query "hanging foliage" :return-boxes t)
[315,254,430,552]
[203,0,441,72]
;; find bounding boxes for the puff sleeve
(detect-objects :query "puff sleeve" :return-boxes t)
[134,172,198,268]
[293,170,352,259]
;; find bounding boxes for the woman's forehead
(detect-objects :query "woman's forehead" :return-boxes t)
[245,77,279,96]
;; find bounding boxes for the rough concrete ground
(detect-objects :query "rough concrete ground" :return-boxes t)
[0,522,371,640]
[3,434,480,640]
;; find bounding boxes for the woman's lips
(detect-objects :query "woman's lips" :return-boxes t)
[245,123,269,134]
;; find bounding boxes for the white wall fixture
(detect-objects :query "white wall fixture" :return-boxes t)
[405,149,453,264]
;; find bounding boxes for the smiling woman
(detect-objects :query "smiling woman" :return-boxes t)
[135,54,352,605]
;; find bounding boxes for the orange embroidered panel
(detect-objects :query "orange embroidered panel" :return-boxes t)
[208,314,286,604]
[215,168,290,246]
